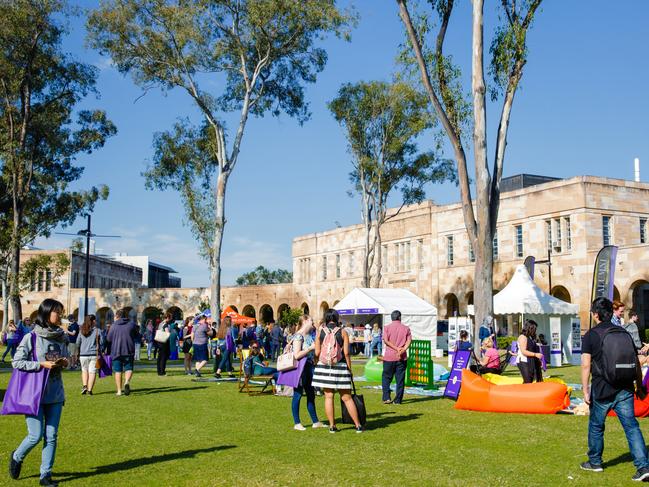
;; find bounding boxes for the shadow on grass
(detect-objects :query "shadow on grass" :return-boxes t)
[365,410,423,430]
[95,386,208,396]
[605,445,649,468]
[38,445,236,482]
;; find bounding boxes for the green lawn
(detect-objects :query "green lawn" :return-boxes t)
[0,361,645,486]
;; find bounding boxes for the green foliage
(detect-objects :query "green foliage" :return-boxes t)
[197,299,211,314]
[280,307,303,327]
[235,266,293,286]
[19,253,70,292]
[497,335,517,350]
[70,238,84,253]
[0,0,115,261]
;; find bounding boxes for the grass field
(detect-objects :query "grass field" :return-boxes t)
[0,359,646,486]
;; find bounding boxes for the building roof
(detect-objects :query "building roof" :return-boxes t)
[149,261,177,274]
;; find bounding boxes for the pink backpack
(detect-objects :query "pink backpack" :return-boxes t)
[319,326,342,366]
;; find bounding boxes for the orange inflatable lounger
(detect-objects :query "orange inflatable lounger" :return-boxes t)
[455,370,570,414]
[609,395,649,418]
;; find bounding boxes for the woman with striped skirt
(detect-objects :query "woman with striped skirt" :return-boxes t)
[312,309,363,433]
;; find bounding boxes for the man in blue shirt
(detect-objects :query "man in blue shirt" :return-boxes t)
[66,314,80,370]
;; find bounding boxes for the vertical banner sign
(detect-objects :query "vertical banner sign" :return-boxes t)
[524,255,536,280]
[590,245,618,328]
[443,350,471,400]
[448,317,458,368]
[549,316,562,367]
[570,318,581,365]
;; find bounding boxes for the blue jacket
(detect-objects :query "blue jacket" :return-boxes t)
[106,318,137,359]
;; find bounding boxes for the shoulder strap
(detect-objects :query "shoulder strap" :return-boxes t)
[30,332,37,361]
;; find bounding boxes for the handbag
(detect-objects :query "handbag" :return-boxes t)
[155,329,170,343]
[182,338,193,354]
[340,375,366,426]
[98,354,112,378]
[277,357,307,388]
[1,332,50,416]
[277,341,297,372]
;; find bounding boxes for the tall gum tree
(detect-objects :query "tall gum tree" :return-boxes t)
[397,0,542,346]
[88,0,355,320]
[0,0,115,321]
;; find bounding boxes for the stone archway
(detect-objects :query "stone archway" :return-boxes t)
[319,301,330,322]
[630,279,649,338]
[97,307,114,328]
[242,305,256,318]
[227,305,239,313]
[444,293,459,319]
[277,303,290,322]
[143,306,163,325]
[166,306,183,321]
[551,285,572,303]
[301,302,310,315]
[259,304,274,324]
[613,285,621,302]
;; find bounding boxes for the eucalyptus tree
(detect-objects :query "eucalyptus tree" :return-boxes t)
[397,0,542,340]
[88,0,354,319]
[0,0,115,321]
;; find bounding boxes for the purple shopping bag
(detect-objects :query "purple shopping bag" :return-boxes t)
[276,357,307,388]
[98,354,112,378]
[1,333,50,416]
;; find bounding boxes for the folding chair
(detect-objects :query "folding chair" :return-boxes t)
[237,349,274,395]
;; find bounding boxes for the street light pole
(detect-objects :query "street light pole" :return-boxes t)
[84,214,91,319]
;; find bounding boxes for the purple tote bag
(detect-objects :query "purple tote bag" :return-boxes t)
[98,354,112,378]
[276,357,307,388]
[1,333,50,416]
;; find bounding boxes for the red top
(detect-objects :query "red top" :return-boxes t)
[382,321,412,361]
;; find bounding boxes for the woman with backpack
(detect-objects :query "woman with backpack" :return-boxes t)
[312,309,363,433]
[8,299,70,487]
[288,314,325,431]
[516,319,544,383]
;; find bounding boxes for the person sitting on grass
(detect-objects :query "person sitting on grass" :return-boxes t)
[107,308,137,396]
[245,341,279,382]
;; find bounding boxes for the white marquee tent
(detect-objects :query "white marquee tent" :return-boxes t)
[493,265,581,365]
[333,288,438,342]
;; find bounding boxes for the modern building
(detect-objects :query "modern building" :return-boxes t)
[8,174,649,337]
[110,254,181,288]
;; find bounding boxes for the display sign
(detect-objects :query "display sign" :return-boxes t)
[570,317,582,365]
[356,308,379,314]
[443,350,471,400]
[336,309,354,315]
[448,317,472,367]
[549,316,562,367]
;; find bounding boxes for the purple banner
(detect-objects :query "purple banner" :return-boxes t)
[336,309,354,315]
[443,350,471,400]
[356,308,379,315]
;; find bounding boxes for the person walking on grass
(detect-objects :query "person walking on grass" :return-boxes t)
[191,312,212,377]
[2,320,18,362]
[156,313,173,376]
[182,317,194,375]
[580,297,649,481]
[289,314,325,431]
[145,319,154,360]
[312,309,363,434]
[382,310,412,405]
[214,316,234,378]
[77,314,103,395]
[270,321,282,360]
[9,299,69,487]
[64,314,79,370]
[107,309,137,396]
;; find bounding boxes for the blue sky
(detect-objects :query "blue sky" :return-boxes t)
[35,1,649,287]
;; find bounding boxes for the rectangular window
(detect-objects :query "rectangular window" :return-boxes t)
[468,239,475,263]
[603,215,611,246]
[417,239,424,269]
[447,235,454,266]
[515,225,523,258]
[641,218,647,244]
[565,217,572,250]
[554,218,562,253]
[336,254,341,279]
[546,220,552,252]
[37,271,45,292]
[322,256,327,281]
[492,231,499,260]
[45,270,52,291]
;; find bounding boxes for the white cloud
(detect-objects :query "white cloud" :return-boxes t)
[93,56,116,72]
[222,236,292,272]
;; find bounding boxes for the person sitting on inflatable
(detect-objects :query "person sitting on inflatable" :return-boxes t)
[479,337,500,374]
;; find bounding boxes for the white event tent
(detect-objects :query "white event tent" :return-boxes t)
[333,288,438,343]
[493,264,581,366]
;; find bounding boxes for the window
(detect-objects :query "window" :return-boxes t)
[72,272,78,288]
[554,218,562,253]
[335,254,341,279]
[37,271,45,292]
[349,251,355,276]
[447,235,454,266]
[603,215,612,246]
[417,239,424,269]
[322,255,327,281]
[468,239,475,263]
[565,217,572,250]
[492,231,499,260]
[515,225,523,258]
[641,218,647,244]
[546,220,552,252]
[45,270,52,291]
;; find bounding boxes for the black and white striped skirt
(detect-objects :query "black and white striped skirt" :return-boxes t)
[312,362,352,390]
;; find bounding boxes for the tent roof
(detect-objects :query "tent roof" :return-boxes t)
[221,306,256,325]
[493,265,579,315]
[333,288,437,316]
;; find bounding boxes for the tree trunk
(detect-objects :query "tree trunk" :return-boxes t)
[473,234,493,345]
[373,219,383,288]
[210,170,228,324]
[2,277,8,330]
[361,188,372,288]
[9,206,23,322]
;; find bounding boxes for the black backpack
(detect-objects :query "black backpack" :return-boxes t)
[593,326,638,387]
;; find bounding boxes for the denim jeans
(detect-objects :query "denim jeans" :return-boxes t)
[146,341,154,358]
[588,389,649,469]
[382,360,407,403]
[270,343,280,361]
[364,342,371,357]
[3,341,18,361]
[217,344,232,372]
[292,361,319,425]
[14,401,64,478]
[370,337,382,357]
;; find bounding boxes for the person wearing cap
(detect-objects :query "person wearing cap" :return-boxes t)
[363,324,372,358]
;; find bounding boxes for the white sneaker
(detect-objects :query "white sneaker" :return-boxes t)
[293,423,306,431]
[312,422,326,429]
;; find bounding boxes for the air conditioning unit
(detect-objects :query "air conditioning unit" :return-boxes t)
[552,240,561,250]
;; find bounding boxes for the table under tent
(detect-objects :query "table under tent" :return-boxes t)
[493,264,581,366]
[333,288,438,343]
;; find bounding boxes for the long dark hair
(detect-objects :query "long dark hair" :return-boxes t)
[521,319,538,339]
[37,299,64,328]
[81,314,96,337]
[324,308,339,325]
